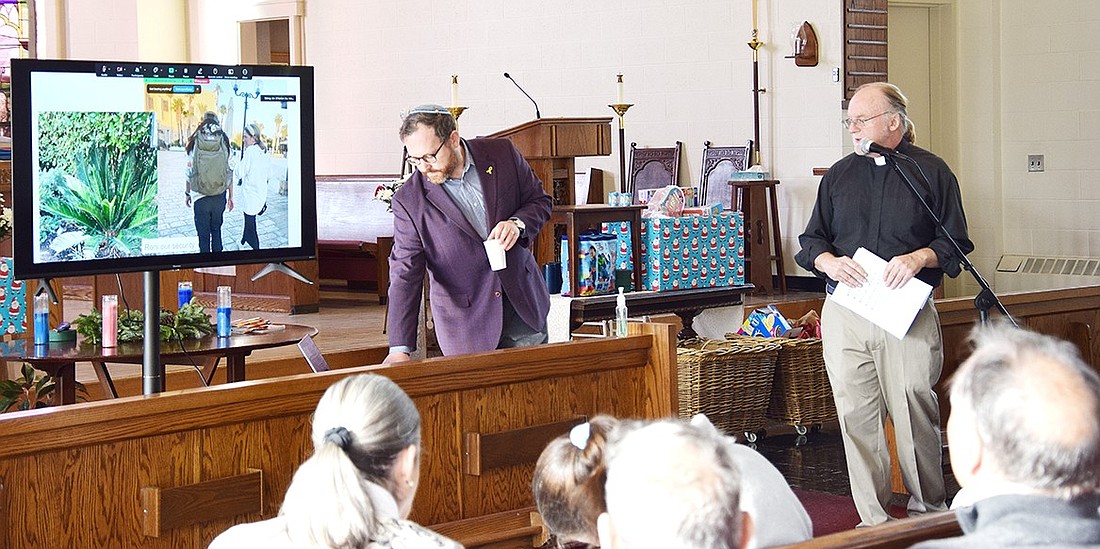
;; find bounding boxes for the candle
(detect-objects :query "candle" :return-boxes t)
[616,73,624,104]
[451,74,459,107]
[101,294,118,348]
[752,0,758,30]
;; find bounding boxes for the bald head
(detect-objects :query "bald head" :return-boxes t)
[948,325,1100,499]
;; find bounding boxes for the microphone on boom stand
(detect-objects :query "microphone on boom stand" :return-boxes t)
[861,138,1017,326]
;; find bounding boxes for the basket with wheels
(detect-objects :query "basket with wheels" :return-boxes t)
[727,334,837,434]
[677,337,779,442]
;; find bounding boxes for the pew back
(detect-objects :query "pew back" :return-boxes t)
[776,511,962,548]
[0,323,675,548]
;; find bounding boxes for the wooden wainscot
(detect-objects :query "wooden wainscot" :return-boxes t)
[0,322,676,548]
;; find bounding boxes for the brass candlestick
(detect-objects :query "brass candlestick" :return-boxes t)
[748,29,765,167]
[609,103,634,193]
[446,106,468,121]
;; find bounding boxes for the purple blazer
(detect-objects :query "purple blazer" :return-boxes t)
[387,138,552,356]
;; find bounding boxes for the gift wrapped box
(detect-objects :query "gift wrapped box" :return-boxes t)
[0,258,27,335]
[640,212,745,291]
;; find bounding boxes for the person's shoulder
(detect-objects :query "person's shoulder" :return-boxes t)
[467,137,517,155]
[899,141,951,170]
[373,518,465,548]
[820,152,861,181]
[209,517,294,549]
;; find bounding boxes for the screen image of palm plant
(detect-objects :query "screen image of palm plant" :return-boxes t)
[36,111,159,260]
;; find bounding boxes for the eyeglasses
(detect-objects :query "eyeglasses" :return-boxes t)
[842,111,895,129]
[406,139,447,167]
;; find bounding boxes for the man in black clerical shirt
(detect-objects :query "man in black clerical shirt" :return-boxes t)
[796,82,973,526]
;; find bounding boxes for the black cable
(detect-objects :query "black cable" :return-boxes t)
[175,330,210,387]
[114,273,134,313]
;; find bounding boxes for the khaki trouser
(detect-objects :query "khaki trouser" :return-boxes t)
[821,297,948,526]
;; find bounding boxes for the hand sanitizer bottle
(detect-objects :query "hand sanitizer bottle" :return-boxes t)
[615,286,628,337]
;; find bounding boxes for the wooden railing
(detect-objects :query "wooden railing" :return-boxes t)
[0,322,676,548]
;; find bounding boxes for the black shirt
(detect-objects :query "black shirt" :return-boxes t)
[795,140,973,289]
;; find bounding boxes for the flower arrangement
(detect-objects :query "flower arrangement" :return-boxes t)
[374,176,408,212]
[0,192,11,241]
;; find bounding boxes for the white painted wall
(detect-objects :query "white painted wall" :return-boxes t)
[60,0,139,59]
[997,1,1100,265]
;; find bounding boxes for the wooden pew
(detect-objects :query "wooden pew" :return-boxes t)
[0,322,676,548]
[776,511,961,548]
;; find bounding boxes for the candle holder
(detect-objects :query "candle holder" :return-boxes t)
[747,28,765,167]
[446,106,468,121]
[608,103,634,193]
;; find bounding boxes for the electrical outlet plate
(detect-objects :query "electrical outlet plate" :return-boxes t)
[1028,154,1044,172]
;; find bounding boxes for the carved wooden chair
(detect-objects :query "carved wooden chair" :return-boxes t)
[699,140,753,210]
[628,141,683,204]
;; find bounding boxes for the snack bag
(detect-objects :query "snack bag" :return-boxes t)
[736,304,793,337]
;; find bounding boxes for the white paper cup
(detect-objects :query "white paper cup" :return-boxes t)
[484,239,507,271]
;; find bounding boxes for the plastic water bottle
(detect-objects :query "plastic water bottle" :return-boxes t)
[216,286,232,338]
[33,293,49,345]
[615,286,628,338]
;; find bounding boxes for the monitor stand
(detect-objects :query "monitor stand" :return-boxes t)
[34,278,61,304]
[251,262,314,285]
[143,270,164,395]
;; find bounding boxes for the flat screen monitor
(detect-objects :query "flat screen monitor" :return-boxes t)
[10,58,317,280]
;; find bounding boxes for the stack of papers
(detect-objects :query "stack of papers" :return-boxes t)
[830,247,933,339]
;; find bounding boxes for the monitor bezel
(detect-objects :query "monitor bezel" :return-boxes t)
[10,58,318,280]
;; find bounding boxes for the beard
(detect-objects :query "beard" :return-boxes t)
[423,144,463,184]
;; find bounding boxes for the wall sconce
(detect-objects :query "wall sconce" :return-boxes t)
[786,21,818,67]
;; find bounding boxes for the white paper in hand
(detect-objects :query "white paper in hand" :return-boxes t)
[830,247,933,339]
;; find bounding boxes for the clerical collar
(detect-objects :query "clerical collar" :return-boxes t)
[873,155,887,167]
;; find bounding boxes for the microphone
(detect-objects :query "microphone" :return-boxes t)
[503,72,541,119]
[858,139,897,156]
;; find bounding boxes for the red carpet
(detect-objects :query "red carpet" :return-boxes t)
[793,488,908,537]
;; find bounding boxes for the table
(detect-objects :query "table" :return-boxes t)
[729,179,787,294]
[0,324,318,404]
[569,285,752,339]
[550,204,646,298]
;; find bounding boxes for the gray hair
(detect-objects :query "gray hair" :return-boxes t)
[951,324,1100,499]
[856,82,917,144]
[399,104,456,142]
[602,419,743,549]
[279,374,422,547]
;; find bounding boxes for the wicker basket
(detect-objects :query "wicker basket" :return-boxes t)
[676,338,779,438]
[727,335,837,430]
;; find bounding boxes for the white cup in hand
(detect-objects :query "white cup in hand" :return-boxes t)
[483,239,507,271]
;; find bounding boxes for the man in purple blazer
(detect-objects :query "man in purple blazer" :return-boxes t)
[383,105,552,362]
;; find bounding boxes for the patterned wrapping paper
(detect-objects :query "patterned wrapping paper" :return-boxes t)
[639,212,745,291]
[0,257,27,334]
[600,221,635,271]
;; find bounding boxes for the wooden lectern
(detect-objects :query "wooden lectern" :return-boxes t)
[486,118,613,265]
